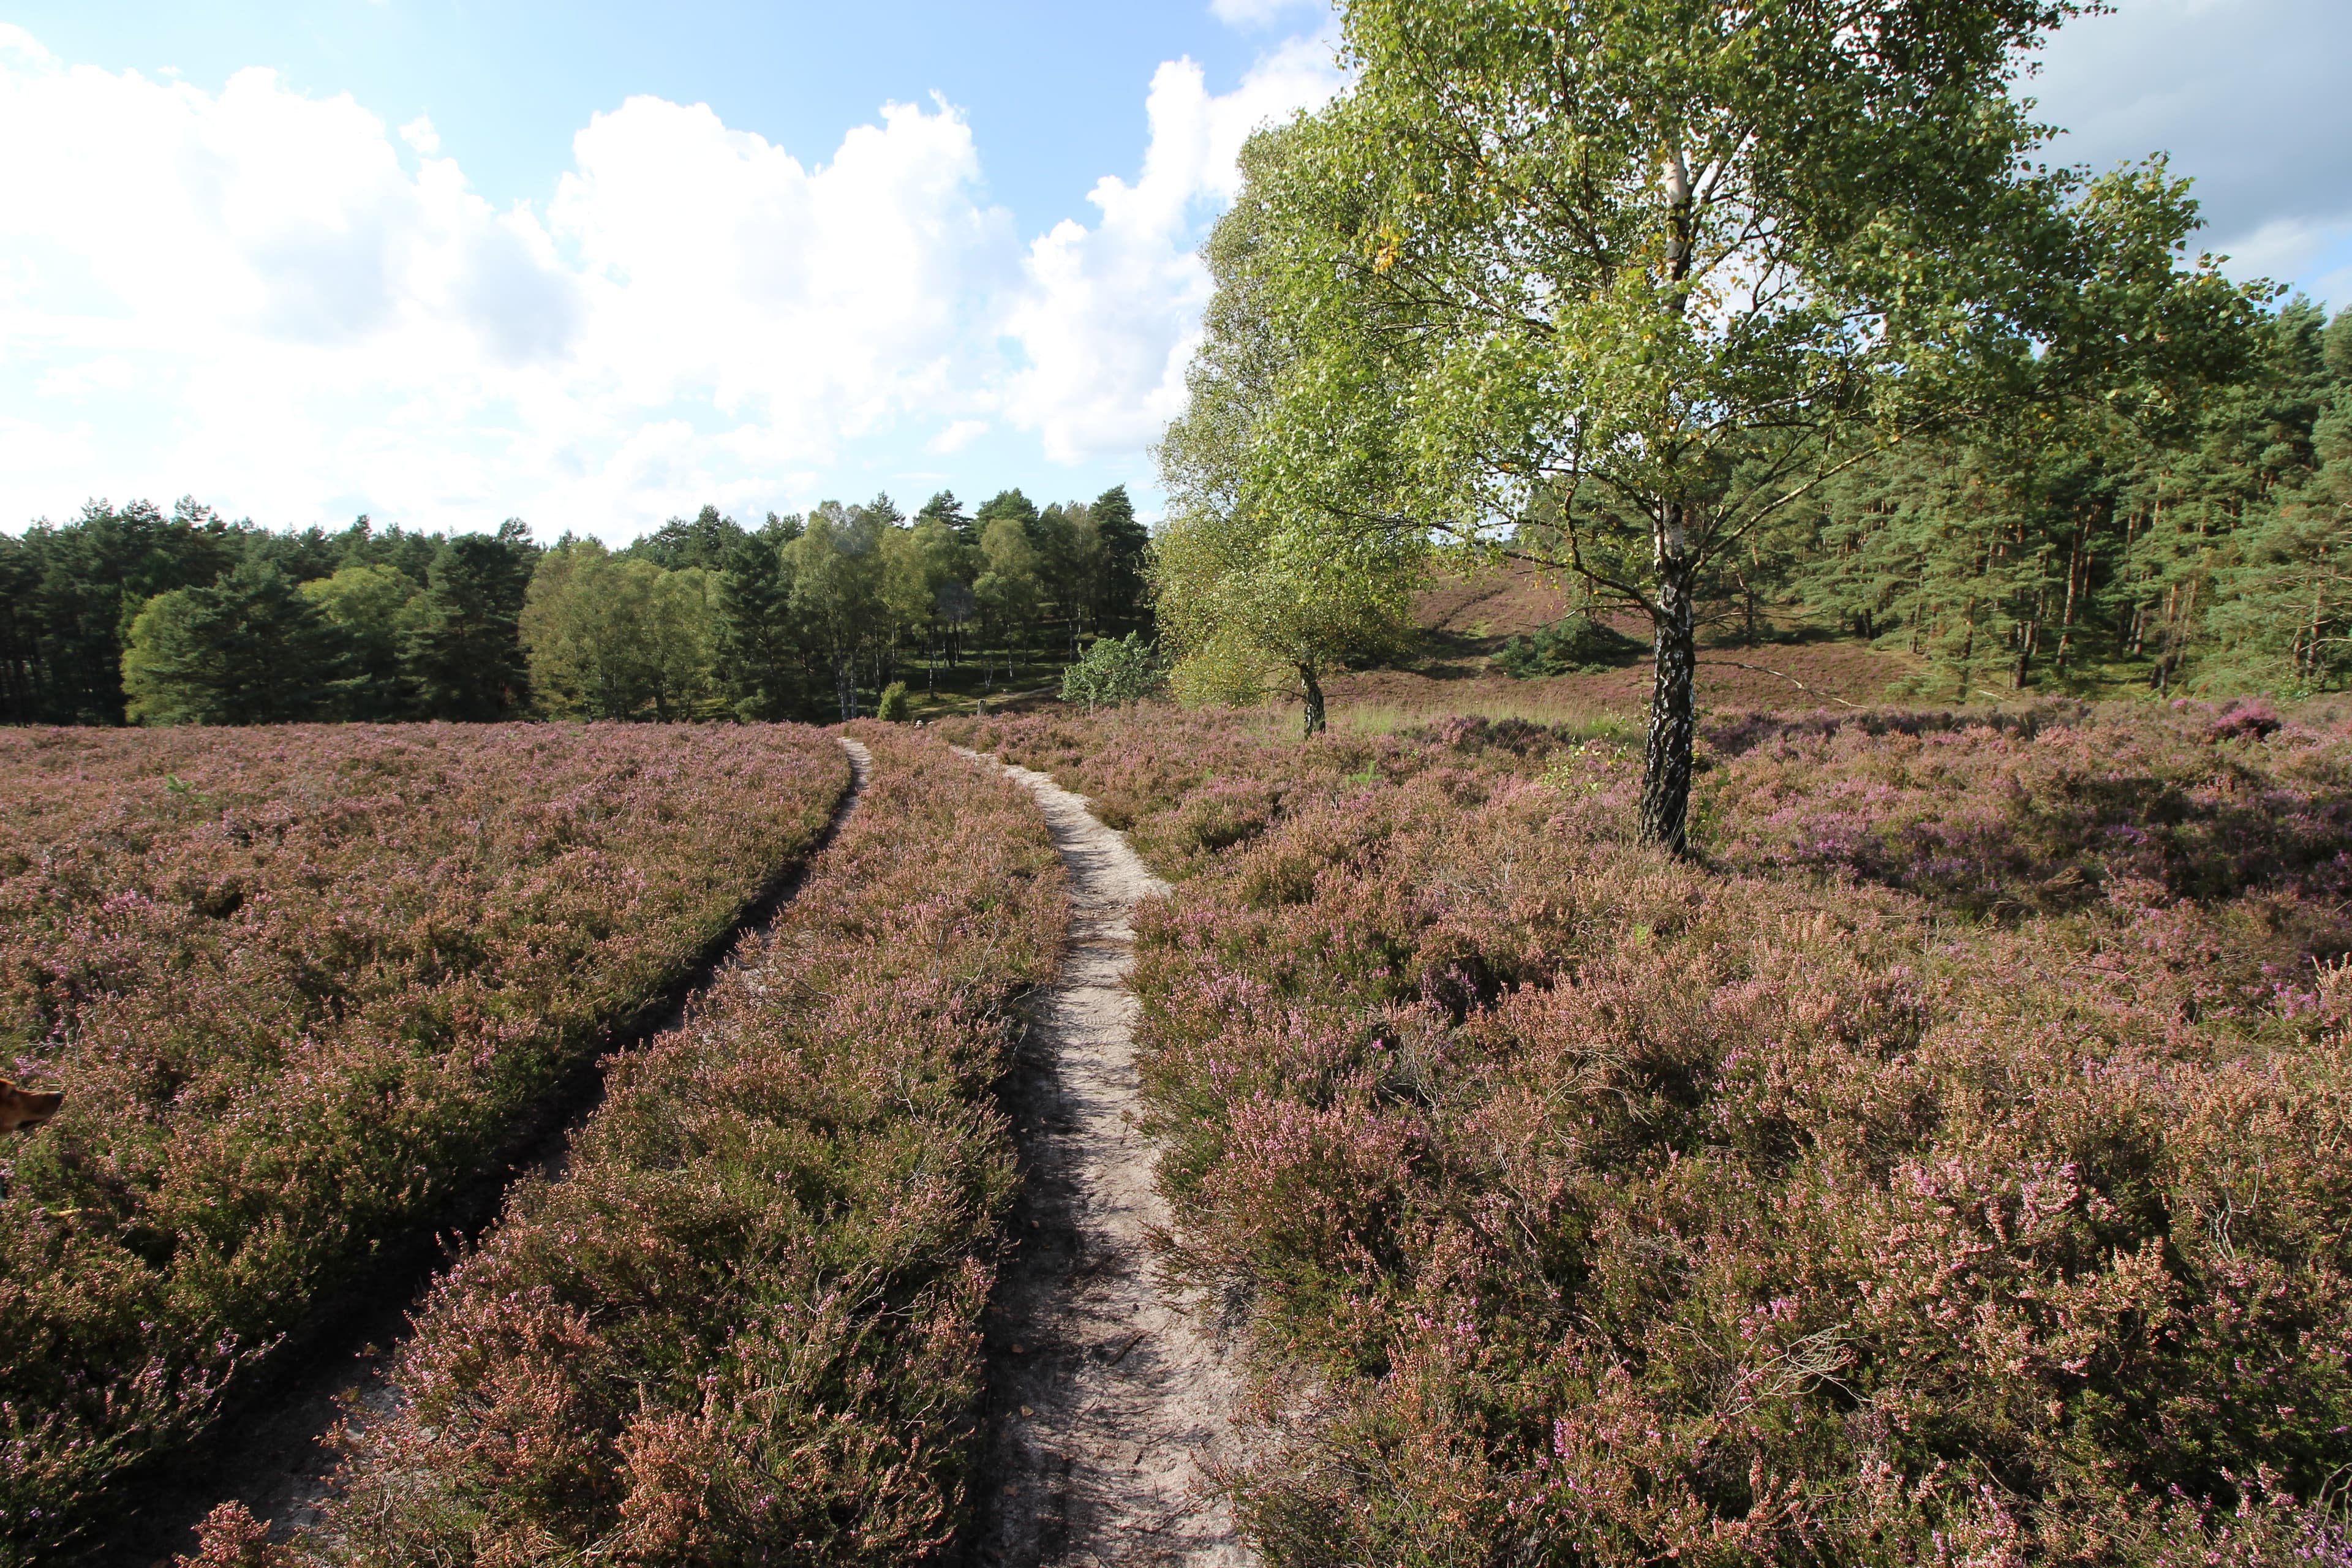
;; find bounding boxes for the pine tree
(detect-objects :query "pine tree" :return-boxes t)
[974,489,1040,542]
[630,505,748,571]
[918,490,974,548]
[1092,484,1150,633]
[122,555,342,724]
[714,527,806,720]
[402,521,537,720]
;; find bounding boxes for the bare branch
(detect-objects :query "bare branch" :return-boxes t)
[1697,660,1860,708]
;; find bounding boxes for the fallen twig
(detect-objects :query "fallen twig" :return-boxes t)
[1697,660,1861,709]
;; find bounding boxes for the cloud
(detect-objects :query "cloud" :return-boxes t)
[0,23,1346,538]
[0,43,1016,536]
[0,24,54,68]
[2031,0,2352,279]
[927,418,989,454]
[1209,0,1330,29]
[550,94,1012,431]
[1002,33,1344,464]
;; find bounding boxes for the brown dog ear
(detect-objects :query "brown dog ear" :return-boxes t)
[0,1082,64,1131]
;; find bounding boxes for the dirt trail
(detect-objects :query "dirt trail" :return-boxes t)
[96,737,872,1567]
[957,748,1253,1568]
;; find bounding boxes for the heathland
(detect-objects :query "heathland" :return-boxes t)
[0,696,2346,1566]
[942,699,2352,1564]
[0,723,848,1559]
[4,4,2351,1563]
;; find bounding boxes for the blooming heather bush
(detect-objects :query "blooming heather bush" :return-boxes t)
[938,706,1545,881]
[0,723,847,1562]
[954,706,2352,1564]
[1697,698,2352,918]
[271,725,1063,1566]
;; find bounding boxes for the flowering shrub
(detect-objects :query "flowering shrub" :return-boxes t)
[0,723,848,1562]
[1697,698,2352,916]
[276,725,1064,1565]
[938,706,1529,880]
[957,704,2352,1566]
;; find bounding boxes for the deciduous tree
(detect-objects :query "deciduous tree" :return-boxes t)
[1206,0,2260,849]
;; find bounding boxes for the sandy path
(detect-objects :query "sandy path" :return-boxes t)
[94,738,873,1566]
[957,748,1253,1568]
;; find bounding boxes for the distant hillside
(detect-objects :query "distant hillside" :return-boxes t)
[1324,560,1931,723]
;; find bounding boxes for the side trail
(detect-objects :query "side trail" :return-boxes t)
[97,738,873,1567]
[957,748,1253,1567]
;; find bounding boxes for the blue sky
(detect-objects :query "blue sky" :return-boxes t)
[1,0,2347,545]
[9,1,1286,252]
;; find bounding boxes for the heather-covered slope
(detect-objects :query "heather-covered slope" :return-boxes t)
[246,727,1066,1564]
[947,703,2352,1566]
[0,723,848,1562]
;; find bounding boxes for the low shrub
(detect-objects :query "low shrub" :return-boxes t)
[264,725,1065,1565]
[1490,614,1645,677]
[1698,697,2352,919]
[1059,632,1169,709]
[971,705,2352,1565]
[0,723,848,1562]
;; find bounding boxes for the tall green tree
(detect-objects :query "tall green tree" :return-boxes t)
[976,515,1041,677]
[1154,498,1420,736]
[919,489,976,548]
[789,502,885,720]
[848,494,910,695]
[1031,501,1099,657]
[17,499,238,723]
[403,521,537,720]
[628,504,748,571]
[713,522,807,720]
[1787,300,2352,698]
[2187,305,2352,690]
[121,555,342,725]
[0,533,43,723]
[1092,483,1152,633]
[1195,0,2260,851]
[974,488,1039,544]
[901,511,973,681]
[302,563,418,720]
[521,540,718,721]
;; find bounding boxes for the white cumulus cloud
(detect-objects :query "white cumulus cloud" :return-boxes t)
[1003,33,1344,464]
[0,44,1016,536]
[928,418,989,454]
[0,23,1342,538]
[1209,0,1332,30]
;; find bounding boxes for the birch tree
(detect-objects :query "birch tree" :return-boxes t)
[1208,0,2260,851]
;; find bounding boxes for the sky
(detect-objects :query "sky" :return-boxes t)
[0,0,2347,546]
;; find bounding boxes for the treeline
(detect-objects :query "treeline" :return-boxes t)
[0,484,1148,726]
[1706,301,2352,696]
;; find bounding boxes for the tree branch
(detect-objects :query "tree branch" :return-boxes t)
[1695,659,1861,708]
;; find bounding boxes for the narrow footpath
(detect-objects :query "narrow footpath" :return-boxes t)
[957,749,1253,1567]
[97,737,873,1567]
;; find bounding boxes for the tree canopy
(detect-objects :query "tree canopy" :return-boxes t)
[4,478,1152,727]
[1165,0,2264,848]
